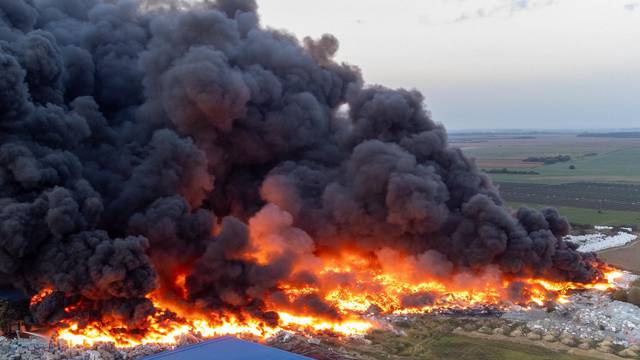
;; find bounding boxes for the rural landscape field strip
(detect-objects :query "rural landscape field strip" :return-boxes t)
[497,182,640,212]
[454,134,640,185]
[505,203,640,227]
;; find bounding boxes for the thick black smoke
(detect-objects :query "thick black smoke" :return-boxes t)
[0,0,601,326]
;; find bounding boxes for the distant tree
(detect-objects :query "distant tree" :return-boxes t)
[523,155,571,164]
[483,168,539,175]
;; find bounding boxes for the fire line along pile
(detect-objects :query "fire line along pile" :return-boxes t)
[0,0,631,356]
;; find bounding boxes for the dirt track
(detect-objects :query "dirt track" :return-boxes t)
[599,239,640,273]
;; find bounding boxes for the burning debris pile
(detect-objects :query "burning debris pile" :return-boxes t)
[502,273,640,345]
[0,0,619,349]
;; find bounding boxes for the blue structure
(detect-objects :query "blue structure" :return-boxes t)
[142,336,312,360]
[0,287,27,302]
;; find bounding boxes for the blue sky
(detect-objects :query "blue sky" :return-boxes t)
[259,0,640,130]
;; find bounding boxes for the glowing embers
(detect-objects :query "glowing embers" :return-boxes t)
[30,287,54,306]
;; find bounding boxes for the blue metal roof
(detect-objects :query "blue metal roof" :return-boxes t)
[142,336,312,360]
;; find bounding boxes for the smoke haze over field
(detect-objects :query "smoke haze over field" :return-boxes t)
[0,0,601,327]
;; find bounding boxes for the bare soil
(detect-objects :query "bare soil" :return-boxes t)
[599,240,640,273]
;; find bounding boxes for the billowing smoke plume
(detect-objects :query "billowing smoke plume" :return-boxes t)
[0,0,600,327]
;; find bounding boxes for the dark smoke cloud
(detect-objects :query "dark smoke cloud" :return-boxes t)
[0,0,601,326]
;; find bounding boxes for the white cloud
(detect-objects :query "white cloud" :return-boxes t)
[451,0,557,22]
[625,2,640,11]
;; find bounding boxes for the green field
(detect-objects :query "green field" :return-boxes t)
[455,134,640,185]
[342,320,596,360]
[450,134,640,227]
[488,148,640,185]
[292,316,601,360]
[361,332,592,360]
[507,202,640,227]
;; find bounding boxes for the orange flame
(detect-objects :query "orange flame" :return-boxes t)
[30,287,54,306]
[49,250,623,349]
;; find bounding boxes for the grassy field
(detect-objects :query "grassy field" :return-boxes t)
[488,148,640,184]
[506,202,640,227]
[361,332,592,360]
[453,134,640,185]
[450,133,640,227]
[336,318,596,360]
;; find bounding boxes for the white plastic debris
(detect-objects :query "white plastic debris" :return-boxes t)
[565,232,637,252]
[595,225,614,230]
[504,288,640,346]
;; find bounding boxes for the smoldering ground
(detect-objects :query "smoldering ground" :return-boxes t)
[0,0,601,327]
